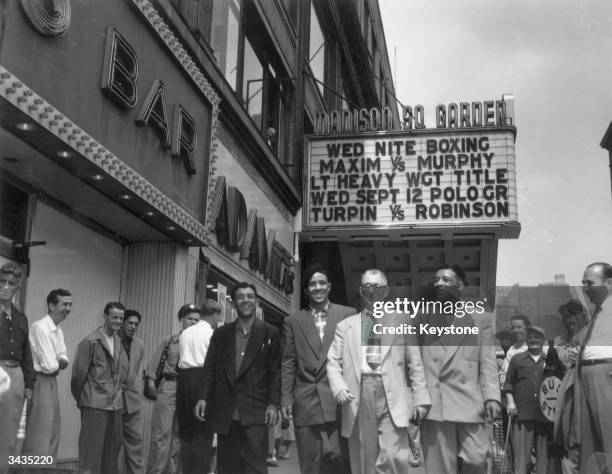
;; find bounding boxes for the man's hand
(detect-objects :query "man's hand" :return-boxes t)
[281,405,293,420]
[486,400,501,419]
[58,358,69,370]
[335,389,354,406]
[567,346,580,367]
[506,400,517,418]
[24,388,33,400]
[411,405,430,424]
[265,405,279,427]
[194,400,207,422]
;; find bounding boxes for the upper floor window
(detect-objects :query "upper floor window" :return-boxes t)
[211,0,241,88]
[309,4,325,96]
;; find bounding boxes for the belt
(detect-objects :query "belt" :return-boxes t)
[580,358,612,367]
[0,360,20,368]
[362,372,382,378]
[162,373,177,381]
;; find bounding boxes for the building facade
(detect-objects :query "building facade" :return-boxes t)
[0,0,395,463]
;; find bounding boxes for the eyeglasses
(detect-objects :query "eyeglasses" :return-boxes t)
[360,283,388,291]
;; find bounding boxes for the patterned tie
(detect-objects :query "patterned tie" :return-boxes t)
[364,314,381,371]
[313,307,327,341]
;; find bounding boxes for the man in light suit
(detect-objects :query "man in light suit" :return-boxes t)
[420,264,501,474]
[119,309,145,474]
[281,263,355,474]
[327,269,431,474]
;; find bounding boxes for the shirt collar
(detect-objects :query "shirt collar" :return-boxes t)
[236,316,255,335]
[310,302,330,315]
[43,314,59,332]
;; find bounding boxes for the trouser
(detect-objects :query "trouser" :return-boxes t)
[78,407,123,474]
[422,420,489,474]
[120,409,144,474]
[176,368,214,474]
[23,373,60,459]
[579,362,612,474]
[347,374,411,474]
[294,421,345,474]
[217,421,267,474]
[0,365,23,474]
[511,420,549,474]
[147,379,181,474]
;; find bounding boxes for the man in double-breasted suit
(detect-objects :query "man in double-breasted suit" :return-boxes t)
[327,269,431,474]
[281,263,355,474]
[419,264,501,474]
[118,309,145,474]
[195,282,281,474]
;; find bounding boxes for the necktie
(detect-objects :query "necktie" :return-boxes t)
[313,309,327,341]
[578,305,601,363]
[364,315,381,371]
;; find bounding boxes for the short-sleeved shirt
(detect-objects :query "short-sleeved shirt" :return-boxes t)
[503,351,548,422]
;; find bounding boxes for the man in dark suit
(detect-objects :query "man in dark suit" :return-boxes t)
[195,282,281,474]
[118,309,145,474]
[281,263,354,474]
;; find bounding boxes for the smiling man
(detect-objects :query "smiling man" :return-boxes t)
[420,264,500,474]
[23,289,72,460]
[195,282,281,474]
[71,302,129,474]
[0,262,34,474]
[281,263,355,474]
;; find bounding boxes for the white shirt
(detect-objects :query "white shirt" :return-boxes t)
[178,320,214,369]
[582,296,612,360]
[29,314,68,374]
[103,330,114,357]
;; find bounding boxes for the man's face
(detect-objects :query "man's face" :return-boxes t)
[527,332,545,354]
[104,308,124,334]
[582,265,611,307]
[433,269,463,302]
[233,287,258,319]
[49,296,73,322]
[360,271,389,308]
[511,319,527,344]
[122,315,140,339]
[181,311,200,330]
[306,272,331,306]
[0,273,20,303]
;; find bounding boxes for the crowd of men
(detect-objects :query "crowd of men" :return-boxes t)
[0,259,611,474]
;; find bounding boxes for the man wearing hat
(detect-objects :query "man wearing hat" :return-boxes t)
[177,300,220,474]
[145,304,200,474]
[504,325,550,474]
[281,263,355,474]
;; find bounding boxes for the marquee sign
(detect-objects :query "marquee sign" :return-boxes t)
[304,127,517,230]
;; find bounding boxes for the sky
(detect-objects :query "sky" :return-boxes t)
[380,0,612,286]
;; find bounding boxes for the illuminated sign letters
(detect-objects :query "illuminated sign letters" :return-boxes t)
[101,27,198,175]
[304,129,517,230]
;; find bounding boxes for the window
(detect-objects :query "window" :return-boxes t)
[309,4,325,96]
[211,0,241,88]
[280,0,298,29]
[243,37,264,128]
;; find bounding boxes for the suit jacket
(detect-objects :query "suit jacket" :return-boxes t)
[281,303,355,426]
[123,336,145,414]
[199,317,281,434]
[71,328,129,411]
[420,311,500,423]
[327,312,431,438]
